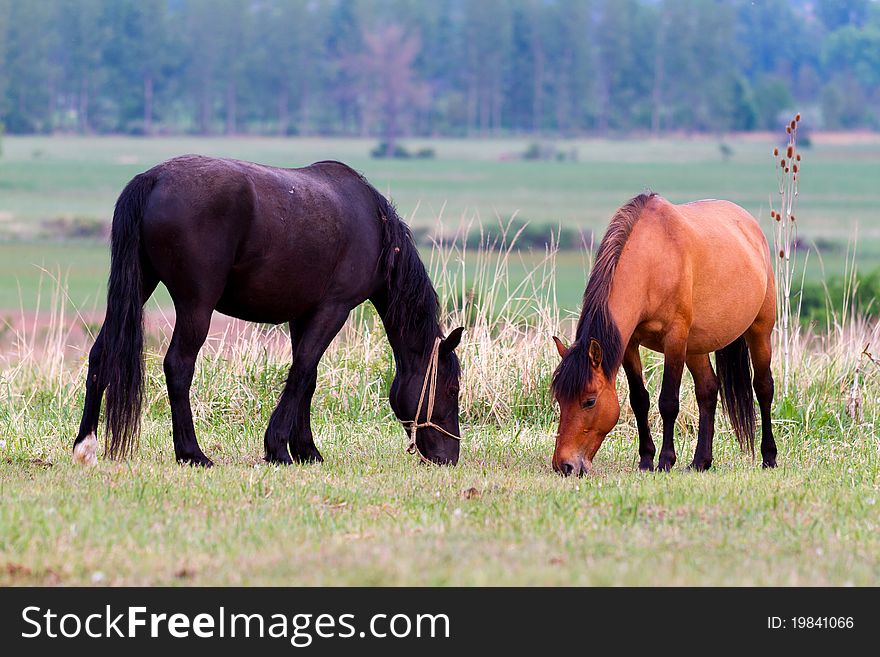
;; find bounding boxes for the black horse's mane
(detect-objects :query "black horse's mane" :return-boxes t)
[373,188,442,348]
[315,161,456,370]
[552,192,656,402]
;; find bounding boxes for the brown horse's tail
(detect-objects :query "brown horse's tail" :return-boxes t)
[715,336,756,455]
[99,172,156,459]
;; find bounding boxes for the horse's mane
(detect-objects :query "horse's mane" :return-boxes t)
[552,192,656,402]
[314,161,456,371]
[373,188,442,350]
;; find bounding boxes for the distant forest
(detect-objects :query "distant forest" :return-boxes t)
[0,0,878,139]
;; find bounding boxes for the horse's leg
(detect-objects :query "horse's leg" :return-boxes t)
[264,304,350,464]
[72,328,107,465]
[164,303,214,466]
[73,271,158,464]
[745,324,776,468]
[657,334,687,472]
[622,342,655,471]
[686,354,719,471]
[263,324,301,465]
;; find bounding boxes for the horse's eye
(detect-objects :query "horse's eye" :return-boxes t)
[581,398,597,410]
[448,387,460,398]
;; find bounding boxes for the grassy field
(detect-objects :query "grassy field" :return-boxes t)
[1,244,879,586]
[3,421,877,586]
[2,134,880,232]
[2,312,878,586]
[1,135,879,586]
[1,134,880,312]
[0,240,591,313]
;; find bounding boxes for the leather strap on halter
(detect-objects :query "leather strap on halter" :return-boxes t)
[405,336,460,463]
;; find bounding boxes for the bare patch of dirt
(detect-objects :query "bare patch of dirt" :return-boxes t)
[463,486,481,499]
[2,562,63,586]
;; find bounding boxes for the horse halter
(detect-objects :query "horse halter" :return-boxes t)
[405,336,461,463]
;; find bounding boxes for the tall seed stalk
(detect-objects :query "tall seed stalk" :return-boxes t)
[770,113,802,395]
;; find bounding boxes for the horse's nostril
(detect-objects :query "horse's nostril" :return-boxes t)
[560,461,574,476]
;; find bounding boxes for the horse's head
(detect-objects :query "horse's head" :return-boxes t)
[551,336,620,476]
[390,327,464,465]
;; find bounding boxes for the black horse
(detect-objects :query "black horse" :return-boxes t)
[72,156,464,467]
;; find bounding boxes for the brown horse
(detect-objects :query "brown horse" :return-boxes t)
[551,193,776,476]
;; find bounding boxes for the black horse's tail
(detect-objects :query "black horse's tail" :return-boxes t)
[715,336,756,455]
[98,172,156,459]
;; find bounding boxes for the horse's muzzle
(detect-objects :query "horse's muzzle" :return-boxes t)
[553,455,591,477]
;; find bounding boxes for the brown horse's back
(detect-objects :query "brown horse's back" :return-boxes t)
[619,196,773,355]
[676,199,772,352]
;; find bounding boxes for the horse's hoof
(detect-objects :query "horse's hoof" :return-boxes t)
[656,460,674,472]
[638,460,654,472]
[762,459,777,469]
[686,461,712,472]
[177,454,214,468]
[265,453,294,466]
[73,433,98,466]
[290,445,324,464]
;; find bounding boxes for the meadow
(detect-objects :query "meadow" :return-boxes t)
[1,135,879,586]
[2,133,880,311]
[2,234,880,586]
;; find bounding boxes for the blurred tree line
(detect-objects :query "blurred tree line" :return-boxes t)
[0,0,877,138]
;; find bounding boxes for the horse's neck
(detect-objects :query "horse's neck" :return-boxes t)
[387,325,440,375]
[373,293,440,373]
[606,264,644,357]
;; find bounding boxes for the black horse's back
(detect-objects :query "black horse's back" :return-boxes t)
[139,156,382,324]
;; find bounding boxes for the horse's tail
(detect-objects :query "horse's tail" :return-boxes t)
[715,335,756,455]
[99,172,156,459]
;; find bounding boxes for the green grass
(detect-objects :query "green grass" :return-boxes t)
[2,134,879,232]
[0,241,173,311]
[2,250,879,586]
[1,134,879,312]
[0,237,871,316]
[2,434,877,586]
[1,135,879,586]
[2,325,877,586]
[0,241,588,313]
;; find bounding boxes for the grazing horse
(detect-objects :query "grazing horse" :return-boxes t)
[551,192,776,476]
[72,156,464,467]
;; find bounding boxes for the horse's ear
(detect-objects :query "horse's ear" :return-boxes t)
[552,336,568,359]
[588,339,603,369]
[440,327,464,355]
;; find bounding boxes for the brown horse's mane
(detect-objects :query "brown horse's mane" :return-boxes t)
[552,192,656,402]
